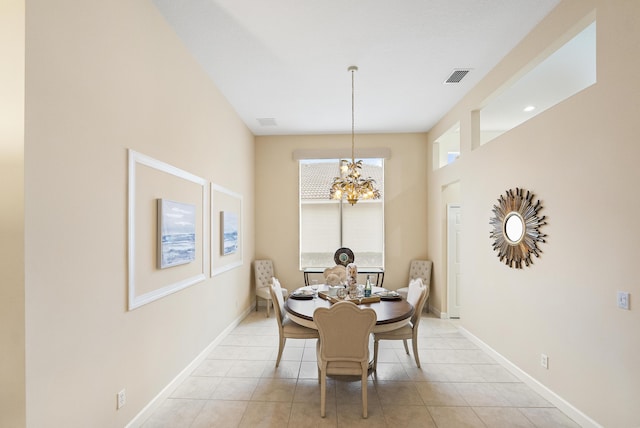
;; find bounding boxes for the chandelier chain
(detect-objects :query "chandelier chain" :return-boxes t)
[351,67,355,164]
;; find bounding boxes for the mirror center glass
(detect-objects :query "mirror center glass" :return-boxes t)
[504,212,524,243]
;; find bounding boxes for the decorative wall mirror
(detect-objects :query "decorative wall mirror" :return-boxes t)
[489,188,546,268]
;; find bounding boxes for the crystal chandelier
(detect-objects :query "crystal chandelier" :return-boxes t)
[330,66,381,205]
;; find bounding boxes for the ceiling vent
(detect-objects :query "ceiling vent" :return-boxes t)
[444,69,472,84]
[257,117,278,127]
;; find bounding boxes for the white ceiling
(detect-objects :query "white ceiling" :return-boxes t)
[152,0,561,136]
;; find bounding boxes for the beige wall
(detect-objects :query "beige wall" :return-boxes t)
[0,0,26,426]
[255,133,428,292]
[15,0,640,426]
[23,0,254,426]
[427,1,639,426]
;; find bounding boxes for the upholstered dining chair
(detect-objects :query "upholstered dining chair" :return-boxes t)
[269,278,319,367]
[373,277,428,369]
[254,259,288,317]
[397,260,432,313]
[314,301,377,418]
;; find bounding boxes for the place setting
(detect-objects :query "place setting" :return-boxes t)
[289,288,315,300]
[374,289,402,300]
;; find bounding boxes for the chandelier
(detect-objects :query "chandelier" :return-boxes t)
[330,66,381,205]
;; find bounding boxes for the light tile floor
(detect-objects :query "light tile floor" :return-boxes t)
[141,310,581,428]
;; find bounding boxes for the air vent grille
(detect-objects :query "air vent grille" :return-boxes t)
[444,69,471,84]
[257,117,277,127]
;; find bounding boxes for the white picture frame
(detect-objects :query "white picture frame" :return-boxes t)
[128,150,208,310]
[211,184,243,276]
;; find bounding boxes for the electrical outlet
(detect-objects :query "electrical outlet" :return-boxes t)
[541,354,549,369]
[617,291,630,310]
[117,389,126,409]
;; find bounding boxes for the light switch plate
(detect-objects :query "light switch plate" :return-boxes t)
[117,389,126,409]
[617,291,630,310]
[541,353,549,369]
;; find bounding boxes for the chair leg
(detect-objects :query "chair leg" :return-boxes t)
[266,299,271,317]
[255,297,258,312]
[275,337,286,367]
[373,338,379,371]
[317,341,321,383]
[403,339,410,355]
[412,332,421,368]
[320,370,326,417]
[361,364,368,418]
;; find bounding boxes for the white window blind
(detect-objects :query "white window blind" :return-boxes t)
[299,159,384,269]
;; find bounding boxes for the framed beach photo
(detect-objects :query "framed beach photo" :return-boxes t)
[158,199,197,268]
[220,210,239,255]
[211,184,243,276]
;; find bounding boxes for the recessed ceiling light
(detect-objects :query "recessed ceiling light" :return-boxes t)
[523,105,536,112]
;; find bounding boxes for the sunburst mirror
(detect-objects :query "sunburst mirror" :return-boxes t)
[489,188,547,268]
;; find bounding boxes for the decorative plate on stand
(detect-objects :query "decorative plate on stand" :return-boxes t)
[333,247,354,266]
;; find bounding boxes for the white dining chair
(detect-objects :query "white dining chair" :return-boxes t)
[314,301,376,418]
[397,260,432,312]
[269,277,319,367]
[254,259,288,317]
[373,278,428,369]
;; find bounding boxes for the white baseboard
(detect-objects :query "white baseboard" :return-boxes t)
[126,305,253,428]
[458,326,602,428]
[428,304,445,318]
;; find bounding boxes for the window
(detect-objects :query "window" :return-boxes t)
[479,21,596,145]
[433,122,461,170]
[299,159,384,269]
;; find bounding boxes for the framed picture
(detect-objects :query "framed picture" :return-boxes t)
[128,150,208,310]
[220,210,239,255]
[211,184,243,276]
[158,199,197,268]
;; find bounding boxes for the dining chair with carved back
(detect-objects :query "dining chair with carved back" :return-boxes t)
[314,301,377,418]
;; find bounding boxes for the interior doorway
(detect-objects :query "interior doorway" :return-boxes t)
[447,204,461,319]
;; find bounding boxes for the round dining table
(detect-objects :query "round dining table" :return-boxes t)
[284,286,414,333]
